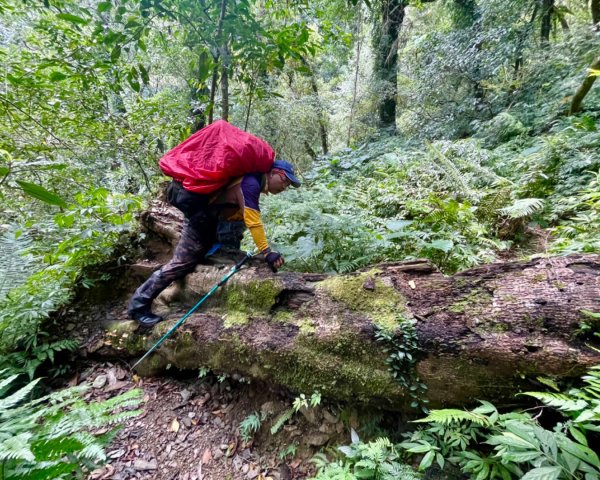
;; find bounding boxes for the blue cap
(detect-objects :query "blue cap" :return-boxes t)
[272,159,301,188]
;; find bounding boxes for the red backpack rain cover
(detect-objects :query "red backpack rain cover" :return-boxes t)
[159,120,275,194]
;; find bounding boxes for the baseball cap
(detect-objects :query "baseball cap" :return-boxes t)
[272,159,301,188]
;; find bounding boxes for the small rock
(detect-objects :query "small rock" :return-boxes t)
[233,455,244,471]
[220,444,229,451]
[92,375,107,389]
[242,464,249,474]
[298,406,318,424]
[106,369,117,386]
[181,416,192,428]
[247,468,260,479]
[133,459,158,471]
[202,448,212,464]
[114,365,127,380]
[260,401,277,416]
[180,389,192,402]
[322,409,338,424]
[213,449,224,460]
[214,417,224,428]
[304,433,330,447]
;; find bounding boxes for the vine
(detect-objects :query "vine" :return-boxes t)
[375,315,429,412]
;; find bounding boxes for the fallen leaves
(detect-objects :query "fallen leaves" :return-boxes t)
[171,418,180,433]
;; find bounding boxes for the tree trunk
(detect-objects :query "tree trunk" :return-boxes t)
[207,0,228,124]
[540,0,554,46]
[77,203,600,411]
[347,5,363,147]
[514,2,539,77]
[592,0,600,28]
[300,56,328,155]
[221,57,229,121]
[569,57,600,115]
[373,0,405,128]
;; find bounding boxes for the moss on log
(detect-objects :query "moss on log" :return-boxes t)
[79,203,600,410]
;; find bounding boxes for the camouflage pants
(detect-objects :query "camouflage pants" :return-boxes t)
[128,181,246,314]
[128,214,218,313]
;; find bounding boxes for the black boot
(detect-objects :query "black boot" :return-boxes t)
[127,297,164,328]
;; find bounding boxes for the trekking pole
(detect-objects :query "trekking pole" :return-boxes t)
[131,251,254,371]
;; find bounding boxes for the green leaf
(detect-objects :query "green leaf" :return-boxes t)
[569,426,588,447]
[16,181,68,208]
[138,64,150,85]
[428,239,454,252]
[419,450,435,470]
[49,71,67,82]
[56,13,90,25]
[520,466,561,480]
[98,2,112,13]
[0,166,9,176]
[110,46,121,62]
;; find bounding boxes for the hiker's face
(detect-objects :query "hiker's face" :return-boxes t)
[268,169,291,194]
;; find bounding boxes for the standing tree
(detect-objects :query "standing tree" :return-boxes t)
[372,0,406,128]
[592,0,600,28]
[540,0,554,45]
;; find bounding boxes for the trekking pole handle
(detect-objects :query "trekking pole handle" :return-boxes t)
[236,251,253,269]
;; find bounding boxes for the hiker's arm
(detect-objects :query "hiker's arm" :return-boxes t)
[239,176,270,252]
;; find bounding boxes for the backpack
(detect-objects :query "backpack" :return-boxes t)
[159,120,275,194]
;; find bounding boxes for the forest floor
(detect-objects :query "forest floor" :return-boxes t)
[78,360,344,480]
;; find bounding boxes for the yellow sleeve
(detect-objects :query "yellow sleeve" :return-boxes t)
[243,207,270,252]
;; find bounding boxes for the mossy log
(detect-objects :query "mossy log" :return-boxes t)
[85,202,600,410]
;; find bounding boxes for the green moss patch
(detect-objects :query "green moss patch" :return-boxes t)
[224,279,280,313]
[215,279,282,326]
[317,271,406,330]
[448,289,492,314]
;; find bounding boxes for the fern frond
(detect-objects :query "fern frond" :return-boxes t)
[0,433,35,461]
[0,227,35,301]
[521,392,588,411]
[0,377,41,410]
[413,408,492,426]
[498,198,544,219]
[270,408,294,435]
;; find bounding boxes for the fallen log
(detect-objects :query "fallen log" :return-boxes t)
[84,202,600,410]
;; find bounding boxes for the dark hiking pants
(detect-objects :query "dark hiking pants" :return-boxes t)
[128,182,218,315]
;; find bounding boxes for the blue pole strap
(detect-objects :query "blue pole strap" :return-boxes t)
[131,251,253,370]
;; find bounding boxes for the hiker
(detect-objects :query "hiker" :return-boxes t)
[128,120,300,328]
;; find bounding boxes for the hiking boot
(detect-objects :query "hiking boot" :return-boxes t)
[130,310,164,328]
[128,297,164,328]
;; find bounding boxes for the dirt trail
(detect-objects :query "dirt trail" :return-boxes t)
[81,361,349,480]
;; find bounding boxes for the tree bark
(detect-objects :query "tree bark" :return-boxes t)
[221,55,229,121]
[592,0,600,28]
[540,0,554,46]
[207,0,228,124]
[78,204,600,410]
[299,56,328,155]
[373,0,405,128]
[514,3,539,77]
[568,57,600,115]
[347,5,363,147]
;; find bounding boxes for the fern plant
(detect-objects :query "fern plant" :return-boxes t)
[311,430,421,480]
[239,412,264,442]
[0,228,35,301]
[399,366,600,480]
[0,372,142,479]
[0,335,79,380]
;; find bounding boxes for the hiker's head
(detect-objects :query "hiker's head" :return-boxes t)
[267,160,300,194]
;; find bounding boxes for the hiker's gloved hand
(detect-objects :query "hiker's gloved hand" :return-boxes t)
[265,251,284,272]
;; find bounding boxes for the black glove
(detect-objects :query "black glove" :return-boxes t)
[265,251,283,272]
